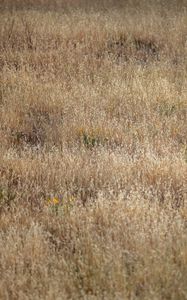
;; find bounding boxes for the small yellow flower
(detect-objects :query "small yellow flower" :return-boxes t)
[52,198,59,204]
[47,197,60,205]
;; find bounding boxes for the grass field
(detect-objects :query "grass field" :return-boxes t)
[0,1,187,299]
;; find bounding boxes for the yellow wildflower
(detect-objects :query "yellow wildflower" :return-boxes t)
[53,198,59,204]
[47,197,60,205]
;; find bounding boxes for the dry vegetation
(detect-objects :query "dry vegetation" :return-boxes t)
[0,0,187,299]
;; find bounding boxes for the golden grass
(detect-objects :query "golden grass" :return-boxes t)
[0,1,187,299]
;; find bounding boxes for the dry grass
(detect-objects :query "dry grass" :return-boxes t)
[0,0,187,299]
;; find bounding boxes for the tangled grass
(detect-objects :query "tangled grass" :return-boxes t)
[0,1,187,299]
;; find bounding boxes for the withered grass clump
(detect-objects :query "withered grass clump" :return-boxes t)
[0,1,187,299]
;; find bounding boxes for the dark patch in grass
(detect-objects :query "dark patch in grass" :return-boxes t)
[134,37,159,56]
[99,34,160,64]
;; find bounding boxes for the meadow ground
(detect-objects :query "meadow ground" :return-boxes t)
[0,0,187,299]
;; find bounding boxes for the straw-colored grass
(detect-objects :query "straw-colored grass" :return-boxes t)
[0,1,187,299]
